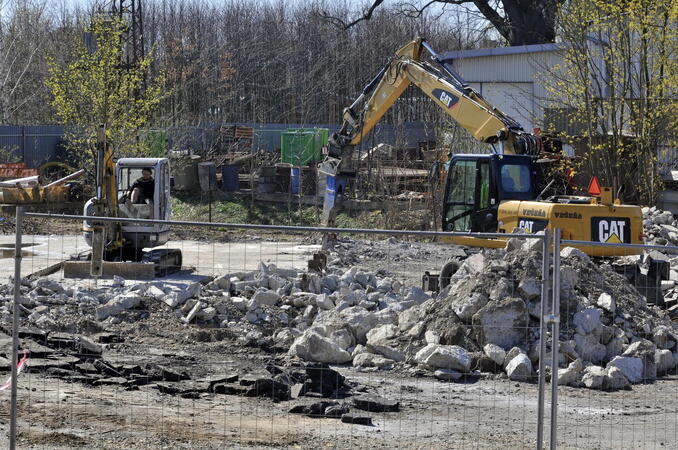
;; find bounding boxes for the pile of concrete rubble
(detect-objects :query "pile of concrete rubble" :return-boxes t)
[643,206,678,246]
[6,231,677,393]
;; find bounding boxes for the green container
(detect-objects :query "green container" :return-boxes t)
[280,128,328,165]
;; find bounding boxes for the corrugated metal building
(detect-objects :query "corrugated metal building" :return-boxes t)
[439,43,595,133]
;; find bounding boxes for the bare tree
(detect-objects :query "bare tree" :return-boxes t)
[321,0,565,46]
[0,0,50,124]
[0,0,498,127]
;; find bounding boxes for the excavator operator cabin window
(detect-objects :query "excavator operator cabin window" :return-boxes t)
[119,167,145,195]
[500,163,530,193]
[479,162,490,209]
[446,160,476,231]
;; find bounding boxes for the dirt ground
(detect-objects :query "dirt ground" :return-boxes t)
[0,353,676,449]
[0,221,676,449]
[0,283,675,450]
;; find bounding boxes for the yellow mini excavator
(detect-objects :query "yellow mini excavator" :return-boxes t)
[64,127,182,279]
[320,37,644,264]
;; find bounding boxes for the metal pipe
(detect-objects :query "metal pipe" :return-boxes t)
[43,169,85,188]
[10,206,24,450]
[561,239,678,252]
[536,228,551,450]
[420,39,468,92]
[0,175,39,187]
[24,212,546,240]
[550,228,561,450]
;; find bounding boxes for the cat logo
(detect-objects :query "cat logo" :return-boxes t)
[518,219,535,233]
[591,217,630,243]
[517,218,548,233]
[432,89,460,109]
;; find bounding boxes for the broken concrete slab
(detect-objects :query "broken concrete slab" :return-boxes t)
[77,336,103,355]
[341,414,373,426]
[95,292,143,320]
[353,395,399,413]
[212,383,248,395]
[304,363,346,397]
[244,378,290,402]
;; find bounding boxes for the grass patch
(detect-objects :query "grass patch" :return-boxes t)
[171,193,435,231]
[172,193,320,226]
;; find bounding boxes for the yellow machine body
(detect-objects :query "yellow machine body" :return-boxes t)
[441,200,643,256]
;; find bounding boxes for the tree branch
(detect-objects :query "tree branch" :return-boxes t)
[319,0,387,30]
[397,0,474,19]
[471,0,509,42]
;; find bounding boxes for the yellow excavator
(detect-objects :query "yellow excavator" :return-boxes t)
[64,126,182,279]
[321,37,643,268]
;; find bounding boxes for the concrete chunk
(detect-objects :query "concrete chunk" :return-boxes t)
[288,330,352,364]
[607,356,643,384]
[505,353,532,381]
[605,366,630,390]
[95,293,142,320]
[483,343,506,366]
[582,365,605,389]
[414,343,471,372]
[596,293,616,313]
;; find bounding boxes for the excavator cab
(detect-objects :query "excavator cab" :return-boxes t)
[116,158,172,249]
[443,154,536,233]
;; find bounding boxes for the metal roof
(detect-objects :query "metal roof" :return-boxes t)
[439,43,566,61]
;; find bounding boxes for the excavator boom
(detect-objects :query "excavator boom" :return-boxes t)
[329,37,538,159]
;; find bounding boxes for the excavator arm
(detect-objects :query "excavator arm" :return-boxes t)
[330,37,537,156]
[321,37,540,228]
[90,126,122,276]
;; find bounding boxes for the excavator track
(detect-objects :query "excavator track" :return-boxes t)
[144,249,183,277]
[61,248,183,279]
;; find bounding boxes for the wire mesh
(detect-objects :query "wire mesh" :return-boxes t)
[551,237,678,449]
[2,213,677,449]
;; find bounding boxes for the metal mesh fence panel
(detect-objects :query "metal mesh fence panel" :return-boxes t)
[1,213,553,449]
[3,212,677,449]
[551,237,678,449]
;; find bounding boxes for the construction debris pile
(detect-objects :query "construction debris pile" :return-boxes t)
[643,206,678,247]
[8,234,678,395]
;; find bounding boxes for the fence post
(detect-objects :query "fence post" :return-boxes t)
[536,229,551,450]
[549,228,561,450]
[10,206,24,450]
